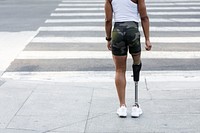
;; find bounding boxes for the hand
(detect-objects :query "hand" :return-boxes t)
[145,40,152,51]
[107,41,112,51]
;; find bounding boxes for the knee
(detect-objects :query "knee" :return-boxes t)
[116,67,126,73]
[114,62,127,73]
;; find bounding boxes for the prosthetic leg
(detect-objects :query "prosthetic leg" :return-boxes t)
[132,63,142,107]
[131,63,143,118]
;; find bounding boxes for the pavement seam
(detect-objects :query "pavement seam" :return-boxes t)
[42,111,116,133]
[145,78,149,91]
[5,90,35,129]
[41,88,95,133]
[6,127,40,132]
[83,88,94,133]
[145,77,153,101]
[0,79,6,87]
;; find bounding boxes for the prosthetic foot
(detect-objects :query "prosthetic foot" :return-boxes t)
[131,63,143,118]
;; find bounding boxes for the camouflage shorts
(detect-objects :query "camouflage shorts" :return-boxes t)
[112,21,141,56]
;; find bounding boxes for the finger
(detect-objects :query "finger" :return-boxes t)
[108,46,111,51]
[145,46,150,51]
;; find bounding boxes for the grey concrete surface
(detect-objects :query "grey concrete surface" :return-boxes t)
[5,59,200,72]
[0,77,200,133]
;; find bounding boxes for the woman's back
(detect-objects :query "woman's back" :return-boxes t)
[112,0,139,22]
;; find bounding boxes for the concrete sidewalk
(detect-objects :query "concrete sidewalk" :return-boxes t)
[0,31,38,76]
[0,72,200,133]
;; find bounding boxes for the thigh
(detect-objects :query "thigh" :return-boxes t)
[112,24,128,56]
[113,55,127,72]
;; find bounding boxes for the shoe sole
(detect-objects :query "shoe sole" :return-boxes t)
[131,115,139,118]
[119,116,127,118]
[117,109,127,118]
[131,113,142,118]
[117,113,127,118]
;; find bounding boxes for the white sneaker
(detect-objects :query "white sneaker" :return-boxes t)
[117,105,127,118]
[131,105,143,118]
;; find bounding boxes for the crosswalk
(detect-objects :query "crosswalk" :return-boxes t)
[2,0,200,81]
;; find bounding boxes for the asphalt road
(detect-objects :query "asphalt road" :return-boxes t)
[1,0,200,73]
[0,0,61,31]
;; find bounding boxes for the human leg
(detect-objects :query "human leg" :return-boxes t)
[125,21,142,117]
[113,55,127,107]
[132,53,142,103]
[131,53,142,104]
[130,53,143,118]
[111,22,129,117]
[113,55,128,117]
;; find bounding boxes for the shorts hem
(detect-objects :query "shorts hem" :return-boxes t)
[112,53,128,56]
[129,50,141,55]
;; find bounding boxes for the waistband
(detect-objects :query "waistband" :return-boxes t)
[114,21,139,28]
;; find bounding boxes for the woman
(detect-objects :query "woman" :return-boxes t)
[104,0,152,118]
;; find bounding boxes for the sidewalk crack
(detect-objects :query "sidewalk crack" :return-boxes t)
[0,79,6,87]
[5,90,34,128]
[145,78,149,91]
[42,88,95,133]
[83,88,94,133]
[145,78,153,101]
[6,127,39,132]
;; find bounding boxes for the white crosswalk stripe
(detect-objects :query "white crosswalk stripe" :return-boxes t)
[38,26,200,32]
[2,71,200,82]
[55,7,200,11]
[61,0,200,2]
[2,0,200,81]
[51,12,200,16]
[31,37,200,43]
[45,18,200,23]
[59,3,200,6]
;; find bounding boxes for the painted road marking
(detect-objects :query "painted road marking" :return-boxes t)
[38,26,200,32]
[45,18,200,23]
[32,37,200,43]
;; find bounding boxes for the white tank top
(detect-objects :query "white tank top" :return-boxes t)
[111,0,139,22]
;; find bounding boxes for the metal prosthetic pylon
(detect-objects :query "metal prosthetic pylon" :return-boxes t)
[132,63,142,107]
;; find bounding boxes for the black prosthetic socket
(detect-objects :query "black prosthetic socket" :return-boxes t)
[132,63,142,82]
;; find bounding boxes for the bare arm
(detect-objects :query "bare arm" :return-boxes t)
[138,0,152,51]
[104,0,113,50]
[104,0,112,39]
